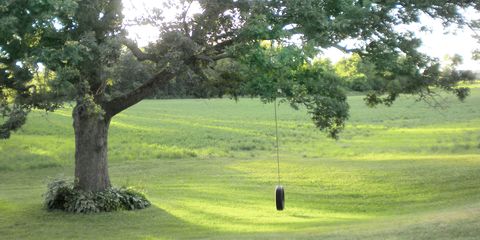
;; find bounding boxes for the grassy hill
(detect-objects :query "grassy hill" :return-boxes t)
[1,87,479,239]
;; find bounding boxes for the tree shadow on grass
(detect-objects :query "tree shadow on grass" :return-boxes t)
[0,203,217,240]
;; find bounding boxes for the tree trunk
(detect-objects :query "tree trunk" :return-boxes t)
[73,104,111,192]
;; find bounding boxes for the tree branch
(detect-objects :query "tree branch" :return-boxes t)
[195,52,233,62]
[104,68,174,117]
[333,44,355,53]
[182,1,193,36]
[121,38,156,62]
[212,39,235,52]
[211,52,233,61]
[465,21,480,38]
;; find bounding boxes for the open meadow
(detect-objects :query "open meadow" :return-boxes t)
[1,86,480,239]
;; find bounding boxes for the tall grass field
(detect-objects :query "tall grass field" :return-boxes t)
[1,86,480,239]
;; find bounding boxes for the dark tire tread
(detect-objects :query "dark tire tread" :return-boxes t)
[275,185,285,211]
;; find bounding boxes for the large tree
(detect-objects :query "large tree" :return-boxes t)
[1,0,478,192]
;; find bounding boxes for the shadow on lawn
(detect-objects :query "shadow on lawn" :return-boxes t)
[1,204,215,239]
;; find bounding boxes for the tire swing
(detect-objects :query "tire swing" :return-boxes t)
[273,98,285,211]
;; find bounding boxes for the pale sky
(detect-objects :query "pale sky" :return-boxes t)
[122,0,479,71]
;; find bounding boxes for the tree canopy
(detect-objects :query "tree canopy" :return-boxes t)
[473,17,480,61]
[2,0,478,140]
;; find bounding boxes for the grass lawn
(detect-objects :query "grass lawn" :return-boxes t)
[1,87,480,239]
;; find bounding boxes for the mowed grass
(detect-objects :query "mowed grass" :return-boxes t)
[1,87,480,239]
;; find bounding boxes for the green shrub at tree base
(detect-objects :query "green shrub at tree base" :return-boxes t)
[44,179,150,213]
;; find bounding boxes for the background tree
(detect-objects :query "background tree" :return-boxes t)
[1,0,479,193]
[334,53,384,92]
[334,53,476,93]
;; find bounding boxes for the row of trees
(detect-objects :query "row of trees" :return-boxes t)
[105,50,477,98]
[335,54,477,92]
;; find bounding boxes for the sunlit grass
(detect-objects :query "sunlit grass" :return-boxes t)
[0,86,479,239]
[457,80,480,89]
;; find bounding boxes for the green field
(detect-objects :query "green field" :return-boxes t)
[1,87,480,239]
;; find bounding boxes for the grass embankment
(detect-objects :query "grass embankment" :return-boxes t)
[0,87,480,239]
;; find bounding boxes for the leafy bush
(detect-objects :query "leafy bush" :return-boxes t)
[44,179,150,213]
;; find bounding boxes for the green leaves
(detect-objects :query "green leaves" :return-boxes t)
[292,61,349,139]
[44,178,151,213]
[236,42,348,138]
[0,104,29,139]
[0,0,127,138]
[1,0,479,139]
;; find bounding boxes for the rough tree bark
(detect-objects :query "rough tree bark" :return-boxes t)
[73,104,111,192]
[70,70,174,192]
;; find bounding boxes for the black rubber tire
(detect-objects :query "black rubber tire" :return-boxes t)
[275,185,285,211]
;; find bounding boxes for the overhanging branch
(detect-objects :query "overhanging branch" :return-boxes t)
[333,44,355,53]
[195,52,233,62]
[121,38,156,62]
[104,68,174,117]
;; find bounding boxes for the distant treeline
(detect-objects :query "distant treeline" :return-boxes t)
[34,50,475,101]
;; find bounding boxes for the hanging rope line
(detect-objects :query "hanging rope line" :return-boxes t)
[273,97,285,211]
[274,98,280,185]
